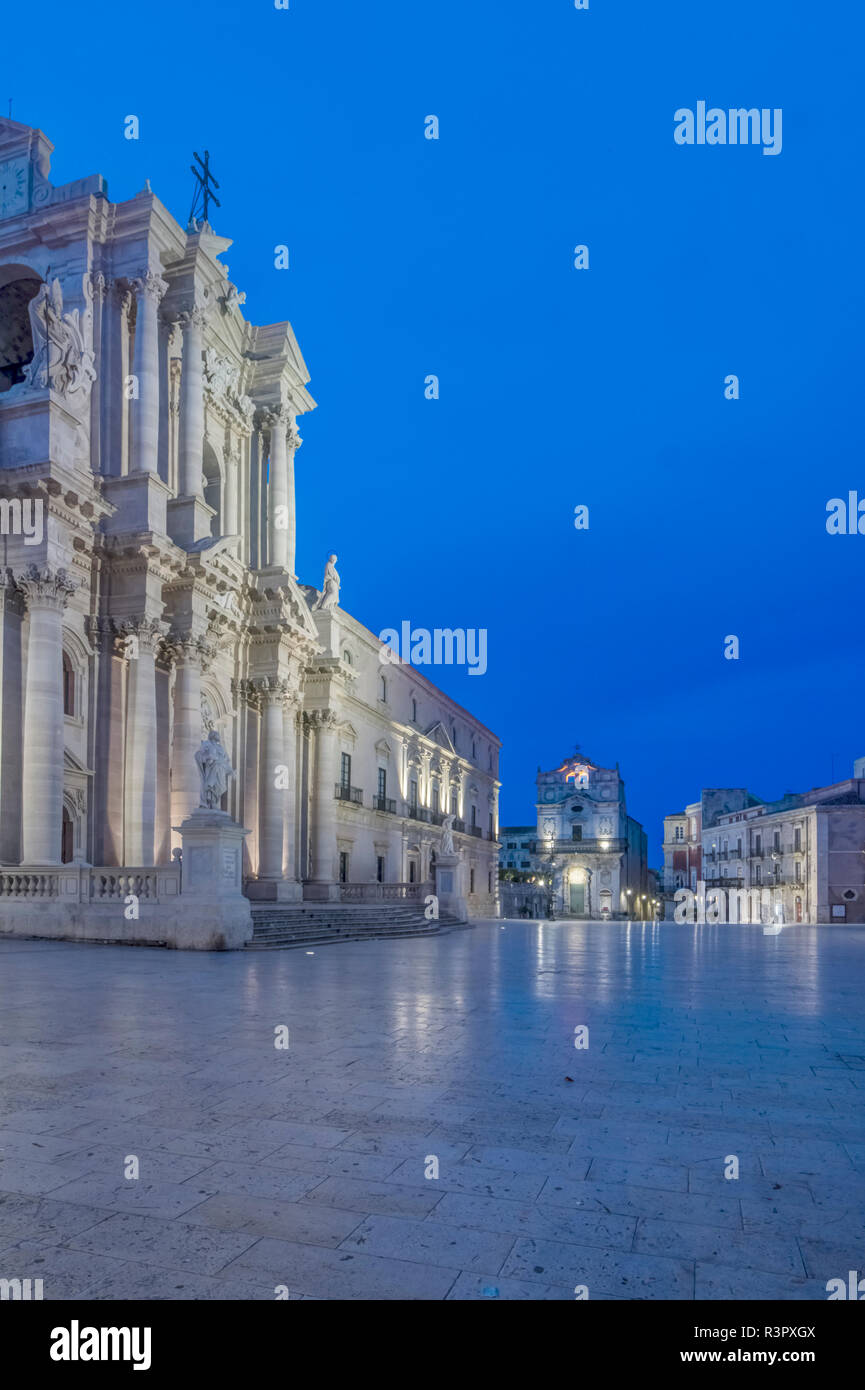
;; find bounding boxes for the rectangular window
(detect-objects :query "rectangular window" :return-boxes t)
[432,785,440,813]
[755,834,762,854]
[489,813,494,838]
[410,778,418,810]
[572,825,582,841]
[755,865,762,885]
[376,855,385,883]
[340,753,351,789]
[409,861,416,884]
[450,790,458,816]
[737,838,742,857]
[794,827,801,852]
[795,861,802,883]
[488,872,492,893]
[773,830,781,851]
[470,868,475,894]
[377,768,386,798]
[471,805,477,827]
[339,851,349,883]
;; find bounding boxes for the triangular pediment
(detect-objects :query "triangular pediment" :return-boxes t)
[424,721,456,754]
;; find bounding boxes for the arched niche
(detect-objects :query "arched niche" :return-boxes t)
[0,263,42,393]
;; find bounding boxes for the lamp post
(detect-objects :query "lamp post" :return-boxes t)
[625,887,633,921]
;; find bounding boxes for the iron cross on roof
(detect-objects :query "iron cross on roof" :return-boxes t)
[188,150,221,229]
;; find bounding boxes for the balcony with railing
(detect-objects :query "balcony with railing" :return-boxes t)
[373,795,396,814]
[530,838,627,855]
[469,825,483,838]
[334,783,363,805]
[407,804,430,823]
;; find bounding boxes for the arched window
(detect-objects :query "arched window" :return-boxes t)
[343,649,352,666]
[62,651,75,716]
[61,805,74,864]
[0,267,42,393]
[411,697,417,722]
[379,674,387,701]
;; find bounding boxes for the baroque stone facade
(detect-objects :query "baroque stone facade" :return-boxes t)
[532,751,648,918]
[0,117,500,944]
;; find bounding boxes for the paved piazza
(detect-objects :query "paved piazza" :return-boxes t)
[1,921,864,1301]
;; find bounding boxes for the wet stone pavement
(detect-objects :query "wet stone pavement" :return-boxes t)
[0,920,863,1300]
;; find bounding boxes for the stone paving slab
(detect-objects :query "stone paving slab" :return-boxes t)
[1,921,864,1299]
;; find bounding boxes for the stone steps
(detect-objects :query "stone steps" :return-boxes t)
[246,903,462,950]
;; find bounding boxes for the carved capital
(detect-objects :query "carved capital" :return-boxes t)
[304,708,339,732]
[252,675,290,708]
[179,304,209,332]
[132,270,169,307]
[14,565,77,612]
[116,616,168,658]
[256,404,290,433]
[88,271,107,301]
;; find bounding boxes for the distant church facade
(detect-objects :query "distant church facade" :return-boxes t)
[0,118,500,943]
[532,752,648,918]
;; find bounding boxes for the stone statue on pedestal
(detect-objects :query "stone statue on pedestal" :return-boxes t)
[194,729,235,810]
[313,553,340,611]
[441,813,456,856]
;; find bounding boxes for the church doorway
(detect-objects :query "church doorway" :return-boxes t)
[569,883,585,915]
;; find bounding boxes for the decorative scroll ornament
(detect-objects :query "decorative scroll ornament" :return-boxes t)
[26,279,96,402]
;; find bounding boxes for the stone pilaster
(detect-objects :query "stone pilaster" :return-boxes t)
[178,305,207,497]
[305,708,340,899]
[130,271,168,475]
[255,676,289,883]
[119,616,167,865]
[262,406,289,571]
[285,421,302,577]
[16,566,77,864]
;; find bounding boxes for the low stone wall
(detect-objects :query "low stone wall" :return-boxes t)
[0,865,251,950]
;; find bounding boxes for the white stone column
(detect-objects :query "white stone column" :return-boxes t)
[178,305,207,497]
[18,567,76,865]
[170,636,208,850]
[130,271,168,475]
[285,419,302,577]
[308,709,339,894]
[265,406,289,570]
[121,618,166,865]
[282,696,301,883]
[257,677,288,881]
[224,442,240,537]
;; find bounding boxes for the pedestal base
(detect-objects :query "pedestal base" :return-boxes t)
[247,877,303,903]
[176,809,252,949]
[434,853,467,923]
[303,881,341,902]
[168,494,217,548]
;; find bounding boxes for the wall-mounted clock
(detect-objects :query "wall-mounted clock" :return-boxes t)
[0,158,31,219]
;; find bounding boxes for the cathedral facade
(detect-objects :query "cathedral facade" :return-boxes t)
[533,752,647,917]
[0,118,500,944]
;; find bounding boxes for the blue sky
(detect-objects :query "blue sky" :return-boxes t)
[6,0,863,858]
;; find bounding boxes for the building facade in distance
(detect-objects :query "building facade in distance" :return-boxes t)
[662,768,865,924]
[532,751,647,918]
[0,117,500,944]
